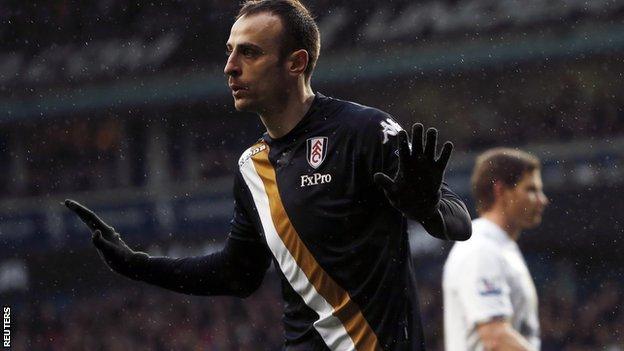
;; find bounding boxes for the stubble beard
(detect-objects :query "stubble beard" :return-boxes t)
[234,94,261,113]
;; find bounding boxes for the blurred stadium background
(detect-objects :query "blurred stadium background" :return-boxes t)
[1,0,623,350]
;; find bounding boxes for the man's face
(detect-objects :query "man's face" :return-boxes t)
[501,169,549,230]
[224,12,288,113]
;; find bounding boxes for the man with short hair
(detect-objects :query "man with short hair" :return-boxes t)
[66,1,472,349]
[443,148,549,351]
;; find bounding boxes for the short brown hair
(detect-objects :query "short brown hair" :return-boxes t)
[237,0,321,82]
[471,148,541,214]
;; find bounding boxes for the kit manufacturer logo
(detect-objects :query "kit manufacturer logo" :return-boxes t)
[306,137,328,169]
[380,118,403,144]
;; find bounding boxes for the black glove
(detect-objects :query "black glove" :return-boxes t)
[374,123,453,222]
[64,199,149,280]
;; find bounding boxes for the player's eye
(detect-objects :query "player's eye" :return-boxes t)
[242,47,259,58]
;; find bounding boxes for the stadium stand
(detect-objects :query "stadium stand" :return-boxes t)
[1,0,623,350]
[5,257,623,350]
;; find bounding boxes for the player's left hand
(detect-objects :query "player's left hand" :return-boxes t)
[374,123,453,221]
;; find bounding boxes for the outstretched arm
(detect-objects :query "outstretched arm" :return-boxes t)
[374,123,472,241]
[64,199,271,297]
[137,237,270,297]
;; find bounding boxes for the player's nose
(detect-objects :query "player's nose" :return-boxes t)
[539,192,549,207]
[224,53,241,77]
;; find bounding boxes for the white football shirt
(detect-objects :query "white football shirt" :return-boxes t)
[443,218,540,351]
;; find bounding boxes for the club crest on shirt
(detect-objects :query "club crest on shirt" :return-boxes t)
[306,137,328,169]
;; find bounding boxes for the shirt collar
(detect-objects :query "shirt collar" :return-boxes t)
[475,217,515,247]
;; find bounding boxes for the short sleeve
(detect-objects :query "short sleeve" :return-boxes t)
[228,171,262,243]
[456,251,513,326]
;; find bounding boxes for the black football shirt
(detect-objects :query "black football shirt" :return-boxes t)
[230,92,464,350]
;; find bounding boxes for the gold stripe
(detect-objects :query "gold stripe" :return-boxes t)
[251,142,381,351]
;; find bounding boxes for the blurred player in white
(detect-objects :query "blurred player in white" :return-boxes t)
[443,148,549,351]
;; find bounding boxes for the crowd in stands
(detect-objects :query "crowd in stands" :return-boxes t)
[0,109,256,198]
[1,115,126,197]
[7,257,623,350]
[0,63,622,199]
[357,60,624,150]
[0,0,360,54]
[3,0,622,93]
[3,0,619,61]
[1,1,233,51]
[1,1,622,199]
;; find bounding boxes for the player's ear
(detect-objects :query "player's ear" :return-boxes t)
[286,49,309,78]
[492,181,507,202]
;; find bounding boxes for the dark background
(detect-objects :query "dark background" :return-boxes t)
[1,0,623,350]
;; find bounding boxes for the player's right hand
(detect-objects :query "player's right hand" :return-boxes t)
[64,199,148,279]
